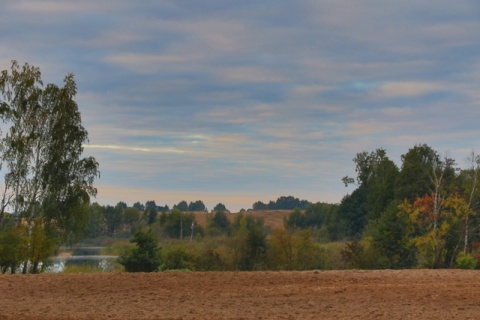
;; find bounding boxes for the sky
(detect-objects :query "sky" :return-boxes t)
[1,1,479,212]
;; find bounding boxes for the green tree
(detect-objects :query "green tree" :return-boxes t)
[213,203,227,212]
[366,201,416,269]
[87,202,103,238]
[252,201,268,210]
[456,151,480,252]
[123,207,142,234]
[284,208,306,230]
[133,202,144,211]
[207,210,230,236]
[337,187,367,238]
[229,213,267,270]
[253,196,311,210]
[174,200,188,211]
[103,205,122,237]
[188,200,206,211]
[395,144,439,202]
[145,206,158,225]
[159,208,200,240]
[0,224,28,274]
[0,61,99,272]
[161,246,195,271]
[244,222,267,270]
[304,202,340,241]
[344,148,399,221]
[118,230,161,272]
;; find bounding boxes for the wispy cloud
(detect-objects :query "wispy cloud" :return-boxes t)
[1,0,479,210]
[376,81,444,98]
[85,144,186,154]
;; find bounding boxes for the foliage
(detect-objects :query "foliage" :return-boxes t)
[342,148,399,224]
[340,239,366,269]
[366,201,416,269]
[283,203,339,241]
[123,207,141,234]
[0,61,99,273]
[145,206,158,225]
[34,140,480,272]
[206,210,231,236]
[456,252,477,269]
[226,213,268,270]
[118,230,161,272]
[193,240,229,271]
[284,208,306,230]
[399,193,473,268]
[157,209,202,240]
[160,246,195,271]
[101,240,135,255]
[133,202,145,211]
[337,187,368,238]
[29,218,58,273]
[0,224,28,274]
[268,228,325,270]
[188,200,206,211]
[174,200,188,211]
[394,144,439,202]
[102,205,122,237]
[253,196,311,210]
[213,203,227,212]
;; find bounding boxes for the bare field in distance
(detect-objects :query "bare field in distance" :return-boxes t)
[193,209,290,229]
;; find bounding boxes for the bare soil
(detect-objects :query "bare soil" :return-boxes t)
[1,269,480,319]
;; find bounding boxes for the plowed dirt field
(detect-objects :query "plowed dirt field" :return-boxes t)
[1,269,480,319]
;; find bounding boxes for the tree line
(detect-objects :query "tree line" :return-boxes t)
[117,144,480,272]
[2,61,479,273]
[315,145,480,269]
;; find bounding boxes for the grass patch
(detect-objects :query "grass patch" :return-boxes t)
[62,265,102,273]
[101,241,135,255]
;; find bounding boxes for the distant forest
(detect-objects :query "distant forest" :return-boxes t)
[5,61,479,274]
[89,144,480,270]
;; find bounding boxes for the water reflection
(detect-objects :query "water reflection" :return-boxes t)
[48,247,119,273]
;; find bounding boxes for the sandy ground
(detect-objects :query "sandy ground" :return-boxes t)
[1,269,480,319]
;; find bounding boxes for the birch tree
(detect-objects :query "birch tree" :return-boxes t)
[0,61,99,273]
[458,151,480,252]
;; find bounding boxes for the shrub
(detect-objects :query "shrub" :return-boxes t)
[161,246,195,271]
[118,230,161,272]
[456,252,477,270]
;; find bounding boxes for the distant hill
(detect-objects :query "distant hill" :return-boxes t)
[193,210,290,230]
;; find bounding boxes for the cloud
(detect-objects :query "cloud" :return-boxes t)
[9,1,109,13]
[1,0,479,211]
[380,107,413,118]
[376,81,444,98]
[84,144,186,154]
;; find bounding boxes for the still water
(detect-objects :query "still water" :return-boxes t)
[49,247,119,273]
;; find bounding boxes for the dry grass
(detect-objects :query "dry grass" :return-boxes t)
[193,210,290,229]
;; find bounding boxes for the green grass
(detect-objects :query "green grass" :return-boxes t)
[101,241,135,255]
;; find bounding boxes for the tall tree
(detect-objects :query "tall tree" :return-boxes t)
[0,61,99,272]
[395,144,439,202]
[188,200,206,211]
[457,151,480,252]
[174,200,188,212]
[344,148,399,221]
[213,203,227,212]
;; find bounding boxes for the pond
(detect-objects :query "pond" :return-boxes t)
[48,247,119,273]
